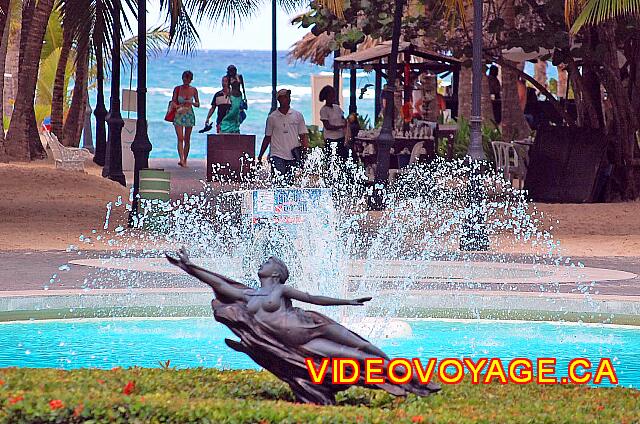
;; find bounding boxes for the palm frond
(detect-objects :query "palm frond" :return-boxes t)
[121,26,171,68]
[315,0,344,18]
[158,0,200,53]
[567,0,640,33]
[189,0,261,29]
[277,0,309,14]
[437,0,469,24]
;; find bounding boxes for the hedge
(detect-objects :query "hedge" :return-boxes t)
[1,367,638,423]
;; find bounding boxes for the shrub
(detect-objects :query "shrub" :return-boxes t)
[0,368,638,423]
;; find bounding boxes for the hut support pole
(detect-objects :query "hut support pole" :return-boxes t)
[333,50,340,105]
[452,65,460,119]
[374,69,382,120]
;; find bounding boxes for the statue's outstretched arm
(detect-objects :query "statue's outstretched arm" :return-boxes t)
[166,248,246,302]
[284,286,372,307]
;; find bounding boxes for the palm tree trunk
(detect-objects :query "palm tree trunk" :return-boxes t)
[5,0,53,160]
[51,25,73,142]
[62,43,88,147]
[459,63,495,124]
[534,61,547,88]
[596,21,639,200]
[500,0,530,140]
[0,0,11,162]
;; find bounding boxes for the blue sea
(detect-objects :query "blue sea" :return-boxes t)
[91,50,377,159]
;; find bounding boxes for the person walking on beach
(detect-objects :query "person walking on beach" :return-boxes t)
[204,89,231,133]
[258,88,309,185]
[172,70,200,167]
[219,80,244,133]
[319,85,349,162]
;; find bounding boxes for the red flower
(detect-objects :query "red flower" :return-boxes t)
[412,416,425,423]
[0,380,5,386]
[8,395,24,405]
[597,405,605,411]
[73,403,84,417]
[49,399,64,410]
[123,380,135,395]
[96,379,105,385]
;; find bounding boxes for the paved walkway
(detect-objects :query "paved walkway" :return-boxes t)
[1,249,638,297]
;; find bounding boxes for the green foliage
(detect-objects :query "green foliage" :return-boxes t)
[548,78,558,96]
[307,125,325,148]
[0,368,638,423]
[437,117,498,161]
[357,114,372,131]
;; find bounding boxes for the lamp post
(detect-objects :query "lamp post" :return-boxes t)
[370,0,403,210]
[129,0,152,225]
[93,0,107,166]
[271,0,277,112]
[459,0,489,251]
[105,0,126,186]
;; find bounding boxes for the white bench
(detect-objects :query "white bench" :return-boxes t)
[41,131,92,171]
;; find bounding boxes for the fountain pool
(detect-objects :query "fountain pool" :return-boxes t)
[1,317,637,387]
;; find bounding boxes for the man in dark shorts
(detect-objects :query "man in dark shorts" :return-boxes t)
[204,90,231,133]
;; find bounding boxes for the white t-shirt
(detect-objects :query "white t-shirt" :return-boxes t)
[320,104,345,140]
[265,108,308,160]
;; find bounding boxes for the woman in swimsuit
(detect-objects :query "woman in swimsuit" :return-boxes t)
[172,70,200,167]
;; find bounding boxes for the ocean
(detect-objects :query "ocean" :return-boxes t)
[91,49,377,159]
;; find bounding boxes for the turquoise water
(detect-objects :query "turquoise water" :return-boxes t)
[1,318,637,387]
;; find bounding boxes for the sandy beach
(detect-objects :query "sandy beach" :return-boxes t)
[1,161,638,256]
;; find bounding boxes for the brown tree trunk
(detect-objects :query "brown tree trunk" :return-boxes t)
[500,0,529,140]
[501,62,530,140]
[597,22,639,200]
[51,25,73,142]
[5,0,53,161]
[3,0,19,122]
[62,44,88,147]
[0,0,10,162]
[557,64,568,99]
[459,63,494,124]
[566,59,601,128]
[534,61,547,88]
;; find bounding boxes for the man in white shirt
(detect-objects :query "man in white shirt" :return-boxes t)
[258,89,309,184]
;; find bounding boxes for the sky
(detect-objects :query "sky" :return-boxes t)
[145,2,310,51]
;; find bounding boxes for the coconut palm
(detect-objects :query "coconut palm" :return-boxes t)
[0,0,13,161]
[4,0,57,161]
[566,0,640,33]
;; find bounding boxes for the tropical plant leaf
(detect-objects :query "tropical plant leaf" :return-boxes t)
[120,26,171,68]
[41,7,63,60]
[566,0,640,33]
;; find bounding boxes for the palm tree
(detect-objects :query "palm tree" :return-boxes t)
[4,0,55,161]
[500,0,530,140]
[565,0,640,33]
[0,0,12,161]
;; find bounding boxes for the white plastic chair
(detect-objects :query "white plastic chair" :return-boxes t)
[42,130,92,171]
[491,141,526,188]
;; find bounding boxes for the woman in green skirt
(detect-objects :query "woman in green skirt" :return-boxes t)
[172,70,200,167]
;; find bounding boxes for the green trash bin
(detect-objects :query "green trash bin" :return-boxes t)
[137,169,171,231]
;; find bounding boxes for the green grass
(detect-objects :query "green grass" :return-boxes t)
[0,368,638,423]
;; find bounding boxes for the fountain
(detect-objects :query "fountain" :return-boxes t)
[0,151,638,386]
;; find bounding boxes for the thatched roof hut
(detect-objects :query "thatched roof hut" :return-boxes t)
[288,32,379,66]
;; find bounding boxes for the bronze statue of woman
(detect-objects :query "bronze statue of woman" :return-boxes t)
[167,247,440,404]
